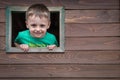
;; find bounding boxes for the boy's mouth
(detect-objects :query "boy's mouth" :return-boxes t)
[34,31,42,34]
[34,33,42,36]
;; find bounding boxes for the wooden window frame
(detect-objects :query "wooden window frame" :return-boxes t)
[6,6,65,53]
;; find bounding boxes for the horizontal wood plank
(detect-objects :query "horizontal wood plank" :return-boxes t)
[65,10,120,23]
[0,51,120,64]
[0,9,119,23]
[66,23,120,37]
[0,23,5,36]
[66,37,120,50]
[0,9,5,22]
[0,0,119,9]
[0,37,5,50]
[0,64,120,77]
[1,37,120,50]
[0,79,120,80]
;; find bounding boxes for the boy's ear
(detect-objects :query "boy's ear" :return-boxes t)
[47,21,51,29]
[25,21,29,28]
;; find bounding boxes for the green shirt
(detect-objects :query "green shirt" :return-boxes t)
[15,30,58,47]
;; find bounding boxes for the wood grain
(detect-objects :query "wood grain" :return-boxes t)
[0,64,120,77]
[0,37,5,50]
[66,23,120,37]
[0,79,120,80]
[0,23,5,36]
[0,0,119,9]
[0,51,120,64]
[0,9,5,22]
[65,10,120,23]
[66,37,120,50]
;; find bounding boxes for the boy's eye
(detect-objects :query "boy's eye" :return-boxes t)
[40,24,46,28]
[31,24,37,27]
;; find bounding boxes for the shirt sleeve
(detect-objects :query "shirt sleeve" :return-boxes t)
[14,32,21,44]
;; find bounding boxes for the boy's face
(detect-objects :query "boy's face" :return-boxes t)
[26,15,50,38]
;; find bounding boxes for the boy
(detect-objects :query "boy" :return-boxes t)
[14,4,58,52]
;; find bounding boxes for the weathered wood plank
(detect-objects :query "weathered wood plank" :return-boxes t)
[0,0,119,9]
[0,64,120,77]
[0,23,5,36]
[62,0,120,9]
[0,37,5,50]
[0,9,5,22]
[0,51,120,64]
[66,23,120,37]
[65,10,120,23]
[1,37,120,50]
[0,77,120,80]
[66,37,120,50]
[0,9,119,23]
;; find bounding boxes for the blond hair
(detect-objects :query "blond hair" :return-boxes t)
[26,4,50,20]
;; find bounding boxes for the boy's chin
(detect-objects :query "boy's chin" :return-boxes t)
[33,35,44,38]
[31,33,45,38]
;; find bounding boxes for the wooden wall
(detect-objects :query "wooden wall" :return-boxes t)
[0,0,120,80]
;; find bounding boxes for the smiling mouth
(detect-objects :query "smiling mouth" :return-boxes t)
[35,32,41,34]
[34,33,42,36]
[34,31,42,34]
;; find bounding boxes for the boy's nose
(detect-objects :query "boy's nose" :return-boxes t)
[36,27,41,31]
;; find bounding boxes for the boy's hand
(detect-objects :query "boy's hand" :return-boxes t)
[47,45,56,50]
[20,44,29,52]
